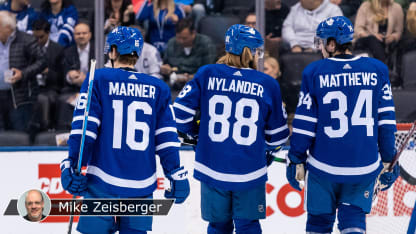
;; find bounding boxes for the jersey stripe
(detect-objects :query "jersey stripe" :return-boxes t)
[156,142,181,151]
[265,125,288,135]
[378,120,396,126]
[293,128,316,137]
[70,129,97,140]
[378,106,395,113]
[87,166,157,189]
[72,115,101,126]
[173,102,196,115]
[266,136,289,146]
[307,154,380,176]
[155,127,177,135]
[295,114,318,123]
[175,117,194,124]
[194,162,267,183]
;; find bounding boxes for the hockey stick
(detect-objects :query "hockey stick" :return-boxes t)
[67,59,96,234]
[373,120,416,201]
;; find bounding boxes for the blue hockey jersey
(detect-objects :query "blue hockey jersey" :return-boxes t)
[288,55,396,183]
[67,68,181,197]
[0,1,39,33]
[174,64,290,190]
[136,2,185,53]
[41,5,78,48]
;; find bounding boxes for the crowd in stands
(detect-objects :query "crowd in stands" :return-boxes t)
[0,0,415,146]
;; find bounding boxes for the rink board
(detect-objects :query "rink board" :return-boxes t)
[0,148,413,234]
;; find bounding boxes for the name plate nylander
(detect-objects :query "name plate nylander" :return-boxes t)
[50,199,174,216]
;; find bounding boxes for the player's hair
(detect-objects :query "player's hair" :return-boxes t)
[407,7,416,37]
[32,18,51,33]
[0,11,17,30]
[111,45,139,65]
[153,0,175,21]
[175,17,195,34]
[326,38,353,54]
[217,47,257,69]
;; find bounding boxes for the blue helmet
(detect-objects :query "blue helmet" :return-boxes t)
[225,24,264,55]
[105,26,143,56]
[316,16,354,45]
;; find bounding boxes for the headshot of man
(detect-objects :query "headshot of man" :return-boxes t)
[23,189,47,222]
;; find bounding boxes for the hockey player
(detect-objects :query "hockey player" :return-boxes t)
[286,16,400,233]
[174,24,290,234]
[60,26,190,234]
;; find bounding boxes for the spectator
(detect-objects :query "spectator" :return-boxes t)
[104,0,135,35]
[244,12,256,28]
[0,11,47,135]
[160,17,216,99]
[265,0,290,57]
[282,0,342,53]
[174,0,206,30]
[136,0,185,53]
[395,2,416,87]
[264,56,281,80]
[330,0,362,18]
[32,18,64,130]
[57,22,93,130]
[40,0,78,48]
[0,0,39,34]
[354,0,403,65]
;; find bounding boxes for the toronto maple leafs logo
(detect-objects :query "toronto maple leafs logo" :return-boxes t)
[326,18,334,26]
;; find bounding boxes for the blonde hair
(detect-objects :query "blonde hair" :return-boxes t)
[370,0,393,23]
[0,11,17,30]
[264,56,281,78]
[407,8,416,37]
[153,0,175,21]
[217,47,257,69]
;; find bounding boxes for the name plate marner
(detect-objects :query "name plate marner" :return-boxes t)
[50,199,174,216]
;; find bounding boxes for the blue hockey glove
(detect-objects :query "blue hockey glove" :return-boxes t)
[286,153,306,191]
[379,163,400,191]
[60,159,87,196]
[164,166,190,204]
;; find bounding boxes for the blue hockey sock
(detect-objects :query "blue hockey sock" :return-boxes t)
[119,227,146,234]
[234,219,261,234]
[337,204,366,233]
[208,220,234,234]
[306,213,335,233]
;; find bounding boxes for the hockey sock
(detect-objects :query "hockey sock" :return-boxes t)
[118,227,146,234]
[207,220,234,234]
[234,219,261,234]
[306,213,335,233]
[337,204,366,234]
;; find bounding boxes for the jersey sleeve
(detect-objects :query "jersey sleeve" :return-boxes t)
[57,6,78,47]
[288,67,318,163]
[155,85,181,174]
[376,64,397,162]
[264,81,290,150]
[67,72,102,166]
[172,69,202,137]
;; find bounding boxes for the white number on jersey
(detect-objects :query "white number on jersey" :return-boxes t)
[208,95,259,146]
[112,100,152,150]
[76,93,88,110]
[298,91,312,110]
[323,90,374,138]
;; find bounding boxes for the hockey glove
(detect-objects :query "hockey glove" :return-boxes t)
[286,153,306,191]
[379,163,400,191]
[164,166,190,204]
[266,146,283,167]
[60,159,88,196]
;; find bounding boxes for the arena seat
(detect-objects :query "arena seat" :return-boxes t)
[401,50,416,90]
[393,90,416,123]
[280,52,322,87]
[0,131,30,146]
[198,15,240,57]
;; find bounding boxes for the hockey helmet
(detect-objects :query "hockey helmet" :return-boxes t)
[105,26,143,56]
[315,16,354,46]
[225,24,264,56]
